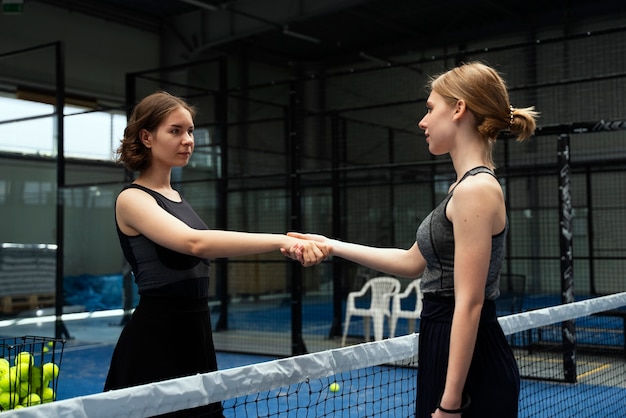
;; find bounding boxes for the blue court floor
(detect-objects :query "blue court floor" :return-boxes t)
[57,342,275,400]
[0,310,277,401]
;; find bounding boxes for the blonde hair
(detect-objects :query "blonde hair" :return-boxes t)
[116,91,196,172]
[429,62,539,167]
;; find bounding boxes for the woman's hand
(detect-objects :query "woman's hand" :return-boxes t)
[281,232,331,266]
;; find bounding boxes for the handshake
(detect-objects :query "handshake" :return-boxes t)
[281,232,330,267]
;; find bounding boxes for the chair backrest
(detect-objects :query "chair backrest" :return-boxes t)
[365,276,401,306]
[497,274,526,314]
[409,279,423,313]
[394,278,423,313]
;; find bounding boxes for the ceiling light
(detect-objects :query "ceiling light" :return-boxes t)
[283,26,321,44]
[359,52,390,66]
[178,0,218,12]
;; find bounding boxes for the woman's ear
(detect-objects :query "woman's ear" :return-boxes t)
[452,99,467,121]
[139,129,152,148]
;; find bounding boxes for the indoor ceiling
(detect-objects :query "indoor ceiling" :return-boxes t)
[34,0,624,67]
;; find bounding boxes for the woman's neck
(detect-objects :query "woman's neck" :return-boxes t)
[135,167,172,191]
[450,134,490,180]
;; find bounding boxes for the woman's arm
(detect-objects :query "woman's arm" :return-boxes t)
[285,232,426,278]
[116,188,328,266]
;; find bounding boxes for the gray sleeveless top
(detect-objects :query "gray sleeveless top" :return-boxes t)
[116,184,210,296]
[416,166,507,300]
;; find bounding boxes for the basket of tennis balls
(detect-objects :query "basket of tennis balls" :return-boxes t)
[0,336,65,411]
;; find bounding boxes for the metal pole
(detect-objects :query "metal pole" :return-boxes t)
[288,79,306,355]
[118,73,138,327]
[54,41,71,340]
[215,56,229,332]
[557,133,576,383]
[329,113,344,338]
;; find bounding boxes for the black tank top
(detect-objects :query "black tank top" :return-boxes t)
[116,184,210,297]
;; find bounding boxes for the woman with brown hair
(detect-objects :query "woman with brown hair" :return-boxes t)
[104,91,327,417]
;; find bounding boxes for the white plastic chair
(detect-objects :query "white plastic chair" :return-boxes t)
[341,276,401,346]
[389,279,423,338]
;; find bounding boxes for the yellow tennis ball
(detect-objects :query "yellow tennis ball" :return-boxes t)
[0,391,18,410]
[41,387,55,403]
[29,366,43,390]
[15,352,33,367]
[0,358,9,369]
[329,382,340,393]
[18,381,31,398]
[15,363,30,381]
[42,362,59,381]
[0,359,9,378]
[22,393,41,406]
[0,367,19,391]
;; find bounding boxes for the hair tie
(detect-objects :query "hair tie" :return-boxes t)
[508,105,514,129]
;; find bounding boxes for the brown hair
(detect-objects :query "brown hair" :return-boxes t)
[429,62,539,167]
[116,91,196,172]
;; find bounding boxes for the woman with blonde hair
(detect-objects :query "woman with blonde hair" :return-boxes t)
[289,62,538,417]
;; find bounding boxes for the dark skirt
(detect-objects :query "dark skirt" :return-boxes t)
[104,295,224,418]
[416,295,519,418]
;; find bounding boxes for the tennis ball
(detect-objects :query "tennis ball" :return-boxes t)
[15,352,33,367]
[21,393,41,406]
[41,387,55,403]
[17,381,31,398]
[0,359,9,378]
[0,391,18,410]
[329,382,340,393]
[15,363,30,381]
[42,362,59,380]
[0,368,19,391]
[29,366,43,391]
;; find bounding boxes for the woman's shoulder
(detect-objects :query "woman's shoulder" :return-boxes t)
[454,173,501,201]
[449,171,503,216]
[116,184,159,207]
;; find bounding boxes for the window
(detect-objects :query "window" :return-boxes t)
[0,94,126,160]
[23,181,53,205]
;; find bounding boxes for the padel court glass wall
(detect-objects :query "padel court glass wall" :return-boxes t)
[1,25,626,358]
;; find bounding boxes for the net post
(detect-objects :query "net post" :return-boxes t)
[557,133,576,383]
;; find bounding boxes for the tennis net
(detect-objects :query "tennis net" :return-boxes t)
[7,292,626,418]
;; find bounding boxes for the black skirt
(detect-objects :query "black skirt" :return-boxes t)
[416,295,520,418]
[104,295,224,417]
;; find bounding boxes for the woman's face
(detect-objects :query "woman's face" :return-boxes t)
[418,91,456,156]
[146,106,195,168]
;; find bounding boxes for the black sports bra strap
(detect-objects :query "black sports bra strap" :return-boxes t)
[460,166,496,182]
